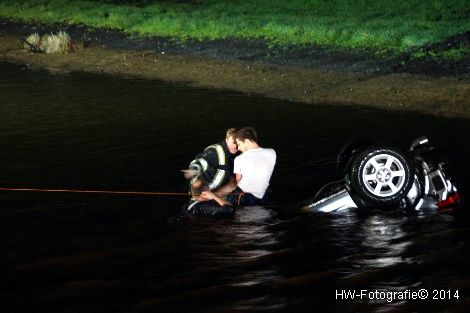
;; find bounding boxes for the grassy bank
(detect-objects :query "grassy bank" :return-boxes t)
[1,0,469,57]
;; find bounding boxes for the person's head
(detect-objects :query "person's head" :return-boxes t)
[225,127,238,154]
[235,127,258,152]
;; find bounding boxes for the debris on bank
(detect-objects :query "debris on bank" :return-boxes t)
[21,31,73,54]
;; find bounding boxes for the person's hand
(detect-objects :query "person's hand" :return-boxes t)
[201,191,215,200]
[201,190,229,206]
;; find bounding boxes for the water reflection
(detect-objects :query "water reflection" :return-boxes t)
[186,206,282,285]
[358,215,412,268]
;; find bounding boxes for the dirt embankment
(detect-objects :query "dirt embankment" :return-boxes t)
[1,19,469,118]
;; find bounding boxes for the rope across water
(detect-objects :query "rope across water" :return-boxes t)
[0,187,241,198]
[0,187,191,196]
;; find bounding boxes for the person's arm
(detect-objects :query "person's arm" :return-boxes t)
[214,176,237,197]
[234,156,242,184]
[184,146,217,178]
[201,191,231,206]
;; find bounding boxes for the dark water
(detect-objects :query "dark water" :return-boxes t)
[1,62,470,313]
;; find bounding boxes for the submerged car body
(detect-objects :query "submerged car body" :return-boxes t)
[307,136,460,213]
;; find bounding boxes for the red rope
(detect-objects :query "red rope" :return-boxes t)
[0,187,190,196]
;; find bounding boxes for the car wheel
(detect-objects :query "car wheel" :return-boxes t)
[349,147,414,205]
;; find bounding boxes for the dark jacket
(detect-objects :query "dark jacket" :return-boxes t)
[189,141,237,190]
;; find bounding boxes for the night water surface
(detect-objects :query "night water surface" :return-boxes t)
[1,62,470,313]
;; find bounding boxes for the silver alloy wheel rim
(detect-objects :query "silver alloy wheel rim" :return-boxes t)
[362,153,406,197]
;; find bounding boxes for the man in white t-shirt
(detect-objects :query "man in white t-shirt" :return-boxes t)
[202,127,276,206]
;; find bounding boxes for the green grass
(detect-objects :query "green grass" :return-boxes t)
[412,46,470,60]
[1,0,469,56]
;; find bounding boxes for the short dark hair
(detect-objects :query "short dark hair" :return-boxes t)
[235,127,258,143]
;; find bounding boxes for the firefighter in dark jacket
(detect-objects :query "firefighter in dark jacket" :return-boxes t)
[182,128,239,200]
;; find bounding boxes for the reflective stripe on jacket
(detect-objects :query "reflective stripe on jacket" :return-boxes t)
[189,141,235,191]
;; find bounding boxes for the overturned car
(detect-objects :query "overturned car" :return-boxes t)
[307,136,461,213]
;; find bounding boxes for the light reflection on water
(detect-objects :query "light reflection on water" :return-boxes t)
[358,216,412,268]
[1,62,470,312]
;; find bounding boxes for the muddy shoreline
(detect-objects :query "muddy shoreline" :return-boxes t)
[1,19,469,118]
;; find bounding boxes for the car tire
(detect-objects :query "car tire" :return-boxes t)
[349,147,414,205]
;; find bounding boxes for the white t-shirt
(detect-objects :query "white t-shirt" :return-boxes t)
[233,148,276,199]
